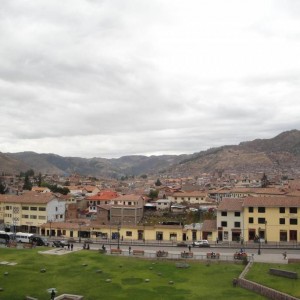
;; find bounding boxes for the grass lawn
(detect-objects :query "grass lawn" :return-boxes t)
[0,247,267,300]
[246,262,300,299]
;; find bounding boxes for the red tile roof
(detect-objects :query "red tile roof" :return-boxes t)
[86,191,118,201]
[243,196,300,207]
[217,198,244,211]
[0,191,59,204]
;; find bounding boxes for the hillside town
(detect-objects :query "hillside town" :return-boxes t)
[1,170,300,246]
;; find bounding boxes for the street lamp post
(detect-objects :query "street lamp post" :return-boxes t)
[79,223,82,243]
[265,220,267,244]
[117,223,121,250]
[258,227,261,255]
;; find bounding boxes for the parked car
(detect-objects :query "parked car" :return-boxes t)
[52,240,69,248]
[29,235,49,246]
[192,240,210,247]
[177,241,188,247]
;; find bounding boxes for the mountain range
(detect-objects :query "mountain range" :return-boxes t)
[1,129,300,178]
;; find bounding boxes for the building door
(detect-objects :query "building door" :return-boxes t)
[138,230,144,240]
[248,229,256,241]
[192,230,197,241]
[290,230,297,241]
[156,232,163,241]
[182,233,187,241]
[280,231,287,242]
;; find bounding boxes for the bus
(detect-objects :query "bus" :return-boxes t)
[15,232,33,243]
[0,231,15,244]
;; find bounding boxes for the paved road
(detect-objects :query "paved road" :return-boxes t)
[84,242,299,264]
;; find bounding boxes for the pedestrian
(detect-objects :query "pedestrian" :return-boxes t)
[216,237,219,244]
[283,251,287,260]
[188,245,191,252]
[50,289,56,300]
[129,246,131,254]
[71,243,73,251]
[68,243,70,250]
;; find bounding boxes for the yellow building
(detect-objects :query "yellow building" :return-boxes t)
[40,221,208,243]
[243,196,300,242]
[0,191,66,234]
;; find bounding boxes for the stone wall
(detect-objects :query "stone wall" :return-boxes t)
[238,278,299,300]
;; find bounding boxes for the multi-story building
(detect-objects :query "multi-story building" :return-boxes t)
[216,195,300,243]
[110,194,145,225]
[86,191,118,213]
[0,191,66,234]
[243,196,300,242]
[216,198,244,242]
[167,191,208,205]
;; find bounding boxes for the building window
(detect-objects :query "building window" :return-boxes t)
[258,218,266,224]
[30,207,37,211]
[279,218,285,224]
[38,216,46,220]
[221,211,227,216]
[248,207,253,213]
[289,207,297,214]
[221,221,227,227]
[22,215,29,219]
[279,207,285,214]
[5,206,12,210]
[39,207,46,211]
[170,233,177,240]
[234,212,240,217]
[30,215,37,219]
[249,217,254,224]
[234,222,240,228]
[22,206,29,210]
[258,207,265,213]
[290,218,298,225]
[224,231,228,240]
[126,231,132,237]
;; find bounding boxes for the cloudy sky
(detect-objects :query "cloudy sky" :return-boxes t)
[1,0,300,158]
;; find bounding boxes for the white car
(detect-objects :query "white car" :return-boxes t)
[192,240,210,247]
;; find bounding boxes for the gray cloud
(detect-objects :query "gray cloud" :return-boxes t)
[1,0,300,158]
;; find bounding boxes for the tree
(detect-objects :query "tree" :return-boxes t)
[140,174,147,179]
[41,182,70,195]
[37,173,42,187]
[261,173,269,188]
[23,174,32,190]
[148,189,159,200]
[155,178,162,186]
[0,181,6,194]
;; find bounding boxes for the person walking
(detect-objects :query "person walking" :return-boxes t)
[129,246,131,254]
[283,251,287,260]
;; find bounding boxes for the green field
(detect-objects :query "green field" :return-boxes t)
[0,247,271,300]
[246,262,300,298]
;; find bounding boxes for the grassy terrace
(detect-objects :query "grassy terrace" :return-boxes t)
[0,247,275,299]
[246,262,300,299]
